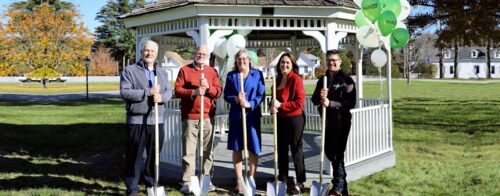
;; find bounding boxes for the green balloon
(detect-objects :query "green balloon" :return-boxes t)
[248,51,259,66]
[390,28,410,48]
[380,0,401,17]
[355,10,369,27]
[378,10,397,36]
[362,0,382,23]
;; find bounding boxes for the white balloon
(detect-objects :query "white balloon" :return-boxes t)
[398,0,411,20]
[371,49,387,68]
[356,26,380,48]
[396,21,407,29]
[213,38,227,58]
[237,29,252,36]
[226,34,246,57]
[354,0,362,7]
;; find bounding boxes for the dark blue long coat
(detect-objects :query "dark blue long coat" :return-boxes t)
[223,69,265,154]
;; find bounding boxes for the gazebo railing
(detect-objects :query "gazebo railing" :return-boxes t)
[161,96,392,169]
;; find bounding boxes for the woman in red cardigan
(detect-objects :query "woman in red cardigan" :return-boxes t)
[270,52,306,196]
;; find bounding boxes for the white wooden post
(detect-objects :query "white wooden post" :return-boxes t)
[356,42,364,108]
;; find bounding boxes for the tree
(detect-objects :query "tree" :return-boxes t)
[409,0,500,78]
[2,3,93,87]
[90,45,118,76]
[95,0,146,67]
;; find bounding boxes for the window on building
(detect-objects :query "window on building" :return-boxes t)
[444,50,451,59]
[495,50,500,58]
[474,65,480,74]
[471,50,479,58]
[449,66,454,74]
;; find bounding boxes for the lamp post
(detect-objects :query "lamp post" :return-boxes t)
[84,57,90,99]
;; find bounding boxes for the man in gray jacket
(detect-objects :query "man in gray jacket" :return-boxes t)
[120,40,173,196]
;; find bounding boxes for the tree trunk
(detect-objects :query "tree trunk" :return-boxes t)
[486,39,491,78]
[439,48,444,78]
[42,78,48,88]
[453,40,459,78]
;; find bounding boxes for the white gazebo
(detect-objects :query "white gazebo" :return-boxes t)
[121,0,395,184]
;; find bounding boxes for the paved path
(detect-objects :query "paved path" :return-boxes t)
[0,91,120,101]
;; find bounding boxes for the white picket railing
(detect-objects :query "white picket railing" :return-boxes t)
[345,104,391,165]
[161,97,391,168]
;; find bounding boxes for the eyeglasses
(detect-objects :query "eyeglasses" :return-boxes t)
[327,59,341,62]
[196,53,207,56]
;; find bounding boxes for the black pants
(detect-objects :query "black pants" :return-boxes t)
[124,124,165,195]
[324,118,351,196]
[277,113,306,184]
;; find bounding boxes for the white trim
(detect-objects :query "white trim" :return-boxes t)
[471,49,478,58]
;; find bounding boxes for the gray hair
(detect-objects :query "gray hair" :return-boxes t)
[140,40,158,52]
[233,49,253,71]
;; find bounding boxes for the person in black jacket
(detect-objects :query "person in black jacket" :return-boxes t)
[312,49,356,196]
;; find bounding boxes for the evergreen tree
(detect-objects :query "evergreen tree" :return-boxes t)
[95,0,146,66]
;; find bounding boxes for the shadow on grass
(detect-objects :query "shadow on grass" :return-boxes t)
[0,97,124,107]
[0,123,127,194]
[393,97,500,134]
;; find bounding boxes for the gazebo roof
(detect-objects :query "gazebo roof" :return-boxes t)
[120,0,358,19]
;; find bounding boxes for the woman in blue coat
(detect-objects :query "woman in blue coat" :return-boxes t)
[223,49,265,193]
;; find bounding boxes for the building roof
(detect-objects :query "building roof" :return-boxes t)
[164,51,192,66]
[431,47,500,62]
[121,0,358,19]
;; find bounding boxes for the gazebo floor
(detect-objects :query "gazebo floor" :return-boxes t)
[159,132,395,191]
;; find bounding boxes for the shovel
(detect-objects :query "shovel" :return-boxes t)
[238,72,257,196]
[311,76,330,196]
[147,74,166,196]
[266,75,286,196]
[190,72,211,196]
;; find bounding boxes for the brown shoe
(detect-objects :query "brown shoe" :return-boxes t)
[328,189,342,196]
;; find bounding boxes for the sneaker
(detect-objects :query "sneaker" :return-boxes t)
[180,182,190,194]
[209,182,216,192]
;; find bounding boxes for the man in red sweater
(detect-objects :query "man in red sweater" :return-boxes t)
[175,44,222,193]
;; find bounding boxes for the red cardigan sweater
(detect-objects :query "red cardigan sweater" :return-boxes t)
[276,71,305,117]
[175,64,222,120]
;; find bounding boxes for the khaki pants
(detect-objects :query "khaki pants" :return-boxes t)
[182,119,214,182]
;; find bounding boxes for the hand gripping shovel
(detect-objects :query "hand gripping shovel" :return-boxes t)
[190,72,211,196]
[147,74,166,196]
[237,72,257,196]
[266,75,286,196]
[311,76,330,196]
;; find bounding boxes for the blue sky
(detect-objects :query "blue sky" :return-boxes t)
[0,0,107,32]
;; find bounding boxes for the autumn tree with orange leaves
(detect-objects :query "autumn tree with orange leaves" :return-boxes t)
[90,45,118,76]
[1,3,92,86]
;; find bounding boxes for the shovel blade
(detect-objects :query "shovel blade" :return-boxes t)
[147,186,166,196]
[267,181,286,196]
[200,175,211,195]
[320,183,330,196]
[266,181,276,196]
[247,176,256,196]
[237,177,252,196]
[190,176,201,196]
[311,181,321,196]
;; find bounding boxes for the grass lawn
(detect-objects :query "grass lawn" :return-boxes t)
[0,80,498,195]
[0,82,119,94]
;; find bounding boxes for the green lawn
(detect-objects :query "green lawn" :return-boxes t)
[0,82,119,94]
[0,80,498,195]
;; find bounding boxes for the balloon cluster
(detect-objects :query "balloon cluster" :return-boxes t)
[354,0,411,68]
[213,30,258,68]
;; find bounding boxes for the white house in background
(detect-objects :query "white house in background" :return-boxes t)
[161,51,192,81]
[268,52,320,78]
[432,47,500,79]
